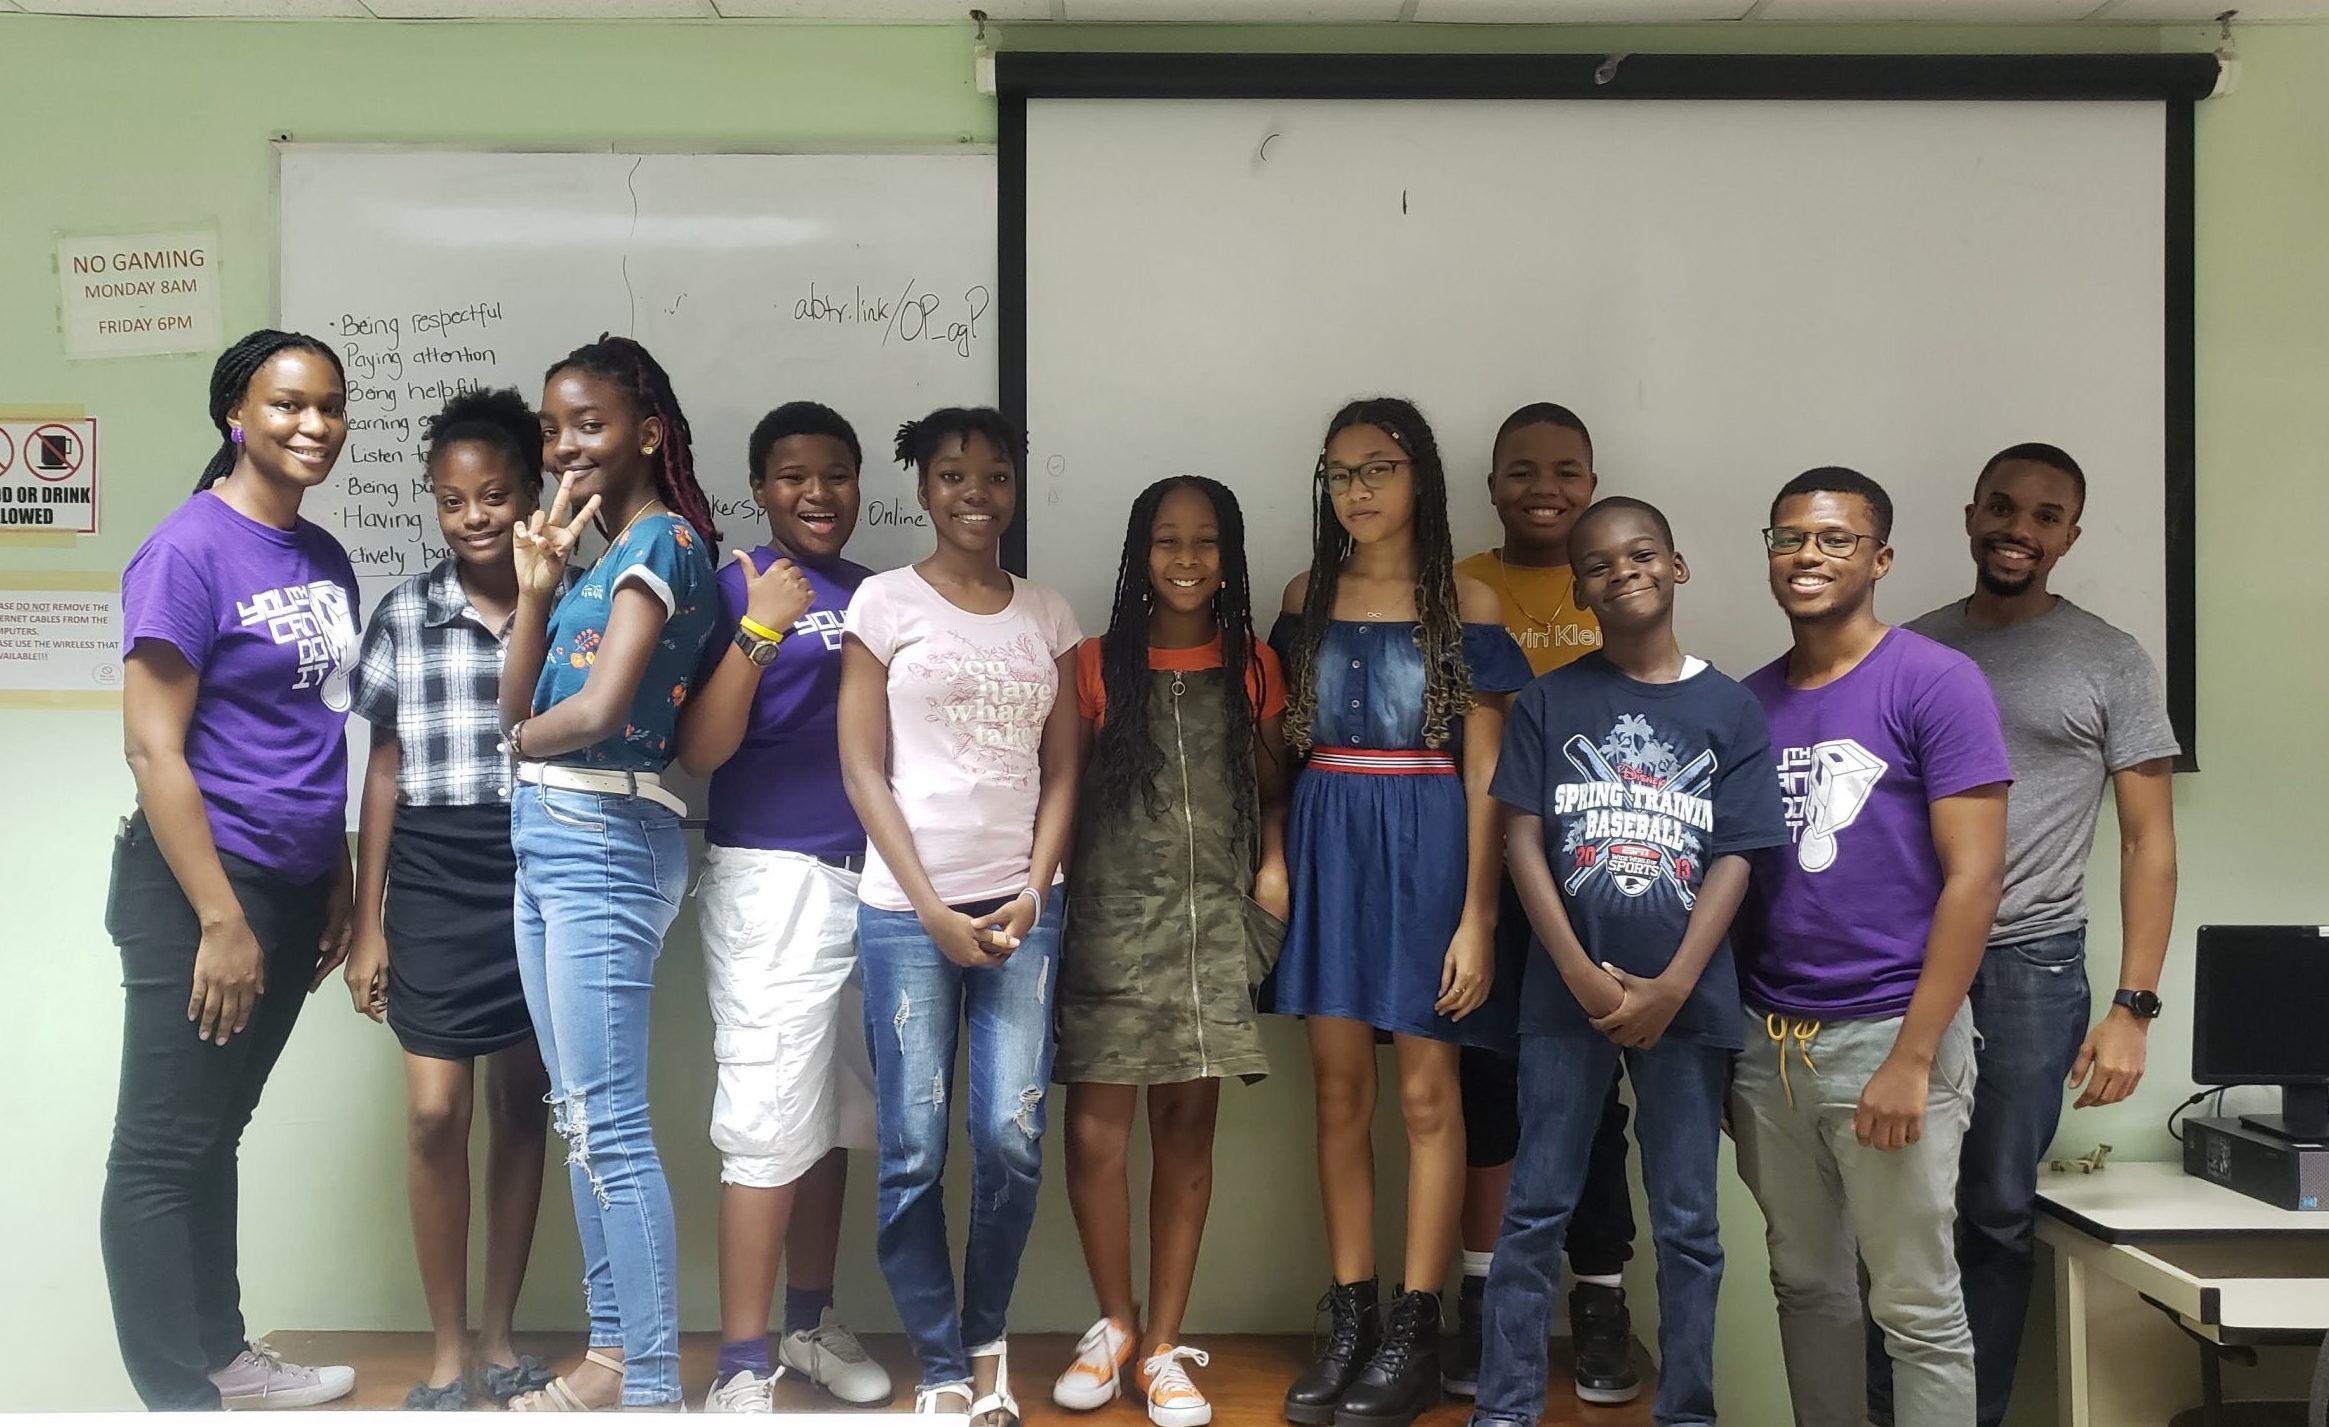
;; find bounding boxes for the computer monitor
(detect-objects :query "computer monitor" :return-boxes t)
[2193,925,2329,1143]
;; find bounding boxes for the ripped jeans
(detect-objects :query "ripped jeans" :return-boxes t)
[858,897,1061,1389]
[511,784,687,1406]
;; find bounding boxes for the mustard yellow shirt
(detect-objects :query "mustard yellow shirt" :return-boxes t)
[1456,549,1602,678]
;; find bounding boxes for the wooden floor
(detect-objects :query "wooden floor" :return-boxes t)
[266,1330,1655,1424]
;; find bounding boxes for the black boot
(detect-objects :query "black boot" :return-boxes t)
[1568,1281,1642,1405]
[1284,1278,1380,1425]
[1441,1274,1484,1397]
[1334,1288,1443,1427]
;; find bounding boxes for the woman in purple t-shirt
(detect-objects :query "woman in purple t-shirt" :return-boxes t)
[103,330,363,1411]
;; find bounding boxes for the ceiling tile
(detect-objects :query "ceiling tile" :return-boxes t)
[1059,0,1406,19]
[2088,0,2329,17]
[17,0,368,13]
[359,0,713,15]
[1754,0,2097,17]
[1414,0,1754,19]
[711,0,1048,14]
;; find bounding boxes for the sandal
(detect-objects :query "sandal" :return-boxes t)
[968,1338,1020,1427]
[916,1381,975,1415]
[402,1379,471,1411]
[483,1355,558,1405]
[510,1348,625,1412]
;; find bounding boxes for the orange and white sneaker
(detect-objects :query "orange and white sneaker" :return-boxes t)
[1139,1345,1212,1427]
[1051,1317,1134,1410]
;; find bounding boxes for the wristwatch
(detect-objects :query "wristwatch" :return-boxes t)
[2112,988,2163,1020]
[734,622,786,667]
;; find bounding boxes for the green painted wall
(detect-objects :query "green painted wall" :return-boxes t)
[2,11,2322,1419]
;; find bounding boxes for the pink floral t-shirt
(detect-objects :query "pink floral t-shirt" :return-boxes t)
[844,567,1083,912]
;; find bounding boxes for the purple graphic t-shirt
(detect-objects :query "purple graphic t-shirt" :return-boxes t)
[120,491,361,882]
[699,547,870,857]
[1739,627,2012,1020]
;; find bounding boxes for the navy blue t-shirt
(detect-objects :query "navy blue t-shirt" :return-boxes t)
[1491,653,1789,1048]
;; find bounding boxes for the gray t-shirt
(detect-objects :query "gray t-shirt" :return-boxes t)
[1907,597,2179,944]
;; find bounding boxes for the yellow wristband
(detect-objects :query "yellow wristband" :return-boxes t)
[738,616,788,644]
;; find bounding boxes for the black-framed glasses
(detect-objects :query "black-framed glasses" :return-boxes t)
[1319,458,1410,496]
[1763,526,1881,558]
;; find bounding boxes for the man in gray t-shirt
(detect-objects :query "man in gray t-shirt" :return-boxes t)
[1865,443,2181,1427]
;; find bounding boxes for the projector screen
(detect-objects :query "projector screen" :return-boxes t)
[1015,90,2191,746]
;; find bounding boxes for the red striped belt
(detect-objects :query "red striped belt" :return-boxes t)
[1308,747,1457,776]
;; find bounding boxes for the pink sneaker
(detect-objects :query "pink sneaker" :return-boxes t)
[209,1340,356,1410]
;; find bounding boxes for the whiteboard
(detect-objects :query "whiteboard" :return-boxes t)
[1021,100,2169,687]
[278,146,996,818]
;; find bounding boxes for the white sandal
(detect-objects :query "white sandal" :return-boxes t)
[509,1348,626,1412]
[968,1338,1020,1427]
[916,1381,974,1416]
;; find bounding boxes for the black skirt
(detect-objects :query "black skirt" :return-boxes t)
[383,803,532,1060]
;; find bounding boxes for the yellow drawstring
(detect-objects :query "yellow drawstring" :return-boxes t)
[1764,1014,1823,1108]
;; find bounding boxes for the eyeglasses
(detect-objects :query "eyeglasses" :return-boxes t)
[1763,526,1882,558]
[1319,458,1410,496]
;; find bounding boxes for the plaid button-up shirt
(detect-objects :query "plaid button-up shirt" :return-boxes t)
[348,560,521,807]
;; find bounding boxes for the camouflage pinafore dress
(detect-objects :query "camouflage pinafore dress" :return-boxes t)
[1057,664,1283,1085]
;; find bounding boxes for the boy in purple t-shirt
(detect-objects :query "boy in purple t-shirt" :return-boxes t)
[672,402,892,1413]
[1735,469,2010,1427]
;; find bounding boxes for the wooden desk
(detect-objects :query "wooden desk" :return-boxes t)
[2037,1161,2329,1427]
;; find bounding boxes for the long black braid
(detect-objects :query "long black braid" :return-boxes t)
[1282,396,1473,754]
[1090,476,1264,844]
[545,335,719,545]
[194,329,344,493]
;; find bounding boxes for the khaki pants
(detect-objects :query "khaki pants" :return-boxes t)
[1731,1003,1979,1427]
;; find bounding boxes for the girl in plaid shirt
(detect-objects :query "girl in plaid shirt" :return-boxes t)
[345,388,556,1410]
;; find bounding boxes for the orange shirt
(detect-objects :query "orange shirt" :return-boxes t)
[1074,633,1288,728]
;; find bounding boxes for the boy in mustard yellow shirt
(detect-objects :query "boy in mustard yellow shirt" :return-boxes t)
[1446,404,1638,1407]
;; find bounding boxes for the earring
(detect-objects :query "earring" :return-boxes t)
[641,446,657,457]
[229,427,245,445]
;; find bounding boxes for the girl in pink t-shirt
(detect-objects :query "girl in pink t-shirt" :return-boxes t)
[837,408,1083,1426]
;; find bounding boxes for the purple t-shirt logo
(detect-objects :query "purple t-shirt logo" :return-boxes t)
[235,579,357,710]
[1778,738,1889,873]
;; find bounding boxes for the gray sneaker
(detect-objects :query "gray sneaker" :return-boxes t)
[703,1367,782,1413]
[779,1311,893,1406]
[209,1340,356,1410]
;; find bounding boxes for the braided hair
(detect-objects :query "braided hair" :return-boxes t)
[1281,397,1473,754]
[1090,477,1264,842]
[544,335,719,545]
[194,329,345,492]
[424,386,543,497]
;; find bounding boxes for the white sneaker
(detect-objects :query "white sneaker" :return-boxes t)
[702,1366,781,1413]
[1139,1346,1213,1427]
[1051,1317,1134,1410]
[208,1340,356,1410]
[778,1310,893,1406]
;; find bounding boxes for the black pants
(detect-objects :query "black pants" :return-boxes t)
[99,814,329,1410]
[1459,877,1636,1278]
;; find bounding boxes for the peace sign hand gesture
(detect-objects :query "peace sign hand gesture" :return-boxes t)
[513,474,602,598]
[734,549,816,634]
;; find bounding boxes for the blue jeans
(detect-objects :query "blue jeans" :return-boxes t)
[1474,1033,1729,1427]
[511,784,688,1407]
[1868,929,2089,1427]
[859,899,1062,1390]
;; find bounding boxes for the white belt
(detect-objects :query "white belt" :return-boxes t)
[516,761,689,818]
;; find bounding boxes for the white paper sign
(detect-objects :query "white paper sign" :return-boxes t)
[0,417,98,534]
[57,230,222,359]
[0,588,122,695]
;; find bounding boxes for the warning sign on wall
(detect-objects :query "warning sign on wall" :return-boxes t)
[56,230,223,360]
[0,417,99,534]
